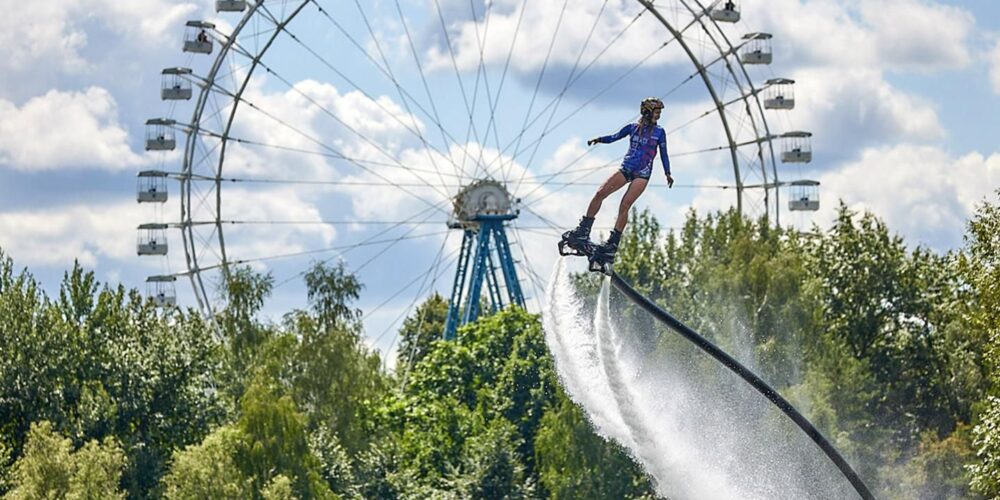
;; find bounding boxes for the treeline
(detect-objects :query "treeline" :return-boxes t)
[0,191,997,499]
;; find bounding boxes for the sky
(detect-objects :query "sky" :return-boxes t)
[0,0,997,363]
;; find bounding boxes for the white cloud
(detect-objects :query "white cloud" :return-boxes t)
[428,0,975,78]
[0,184,337,275]
[0,0,197,78]
[859,0,974,72]
[790,67,944,158]
[425,0,687,73]
[215,186,337,262]
[813,144,999,249]
[0,199,143,268]
[991,39,1000,95]
[0,87,149,171]
[742,0,973,72]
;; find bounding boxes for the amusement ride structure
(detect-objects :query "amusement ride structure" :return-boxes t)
[137,0,819,337]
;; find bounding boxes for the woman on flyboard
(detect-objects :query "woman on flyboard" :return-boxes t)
[559,97,673,272]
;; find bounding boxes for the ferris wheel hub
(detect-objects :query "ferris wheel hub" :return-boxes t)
[450,179,518,229]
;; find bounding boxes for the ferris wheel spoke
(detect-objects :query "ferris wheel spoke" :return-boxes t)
[216,137,463,180]
[507,0,610,184]
[493,5,653,183]
[253,57,452,189]
[199,72,455,209]
[520,161,619,208]
[508,223,545,311]
[501,43,665,192]
[269,200,448,289]
[370,234,459,351]
[394,234,455,386]
[462,0,504,182]
[499,0,568,185]
[666,82,778,136]
[430,0,478,187]
[470,0,527,182]
[208,175,460,189]
[519,205,564,234]
[251,8,467,188]
[672,133,772,158]
[220,230,451,274]
[289,1,486,182]
[503,11,714,190]
[389,0,463,183]
[365,235,455,331]
[331,0,463,187]
[217,218,448,227]
[515,145,618,204]
[514,163,618,195]
[456,0,501,182]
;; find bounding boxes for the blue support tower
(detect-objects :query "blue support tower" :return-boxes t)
[443,214,524,340]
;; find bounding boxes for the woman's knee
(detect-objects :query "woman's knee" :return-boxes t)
[596,184,616,199]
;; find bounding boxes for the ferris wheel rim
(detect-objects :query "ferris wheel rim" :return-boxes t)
[684,0,782,223]
[175,0,788,323]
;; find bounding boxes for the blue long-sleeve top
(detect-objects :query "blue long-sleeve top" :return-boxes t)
[595,122,670,177]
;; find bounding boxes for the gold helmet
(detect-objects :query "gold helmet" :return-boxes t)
[640,97,664,120]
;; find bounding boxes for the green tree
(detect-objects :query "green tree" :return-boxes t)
[444,418,534,499]
[279,310,385,456]
[217,265,276,405]
[162,426,250,499]
[6,421,125,500]
[0,254,225,497]
[233,382,334,499]
[395,294,449,381]
[535,396,653,499]
[304,261,362,332]
[808,205,962,441]
[966,191,1000,496]
[251,261,387,458]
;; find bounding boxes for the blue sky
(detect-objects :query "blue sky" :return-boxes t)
[0,0,997,362]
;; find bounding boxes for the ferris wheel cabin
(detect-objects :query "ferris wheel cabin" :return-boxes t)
[137,223,168,256]
[183,21,215,54]
[145,119,176,151]
[710,1,740,22]
[216,0,247,12]
[161,68,192,101]
[741,32,773,65]
[146,276,177,307]
[780,131,813,163]
[788,180,820,211]
[764,78,795,110]
[137,171,168,203]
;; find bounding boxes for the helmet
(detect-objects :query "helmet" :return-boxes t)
[640,97,664,119]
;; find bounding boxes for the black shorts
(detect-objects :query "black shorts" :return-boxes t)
[619,168,650,182]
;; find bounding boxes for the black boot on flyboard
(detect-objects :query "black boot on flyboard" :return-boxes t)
[588,229,621,275]
[558,216,596,257]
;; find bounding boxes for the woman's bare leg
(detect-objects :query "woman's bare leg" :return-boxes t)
[586,171,628,218]
[614,177,648,231]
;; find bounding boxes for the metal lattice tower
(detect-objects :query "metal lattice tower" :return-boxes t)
[443,180,524,340]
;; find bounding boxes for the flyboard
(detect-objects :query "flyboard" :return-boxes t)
[557,234,614,275]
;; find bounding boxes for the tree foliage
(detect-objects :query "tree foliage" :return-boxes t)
[0,253,224,498]
[6,421,125,500]
[1,191,998,499]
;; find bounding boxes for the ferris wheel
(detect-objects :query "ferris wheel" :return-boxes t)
[137,0,817,339]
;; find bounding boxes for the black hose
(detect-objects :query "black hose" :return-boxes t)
[609,273,875,500]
